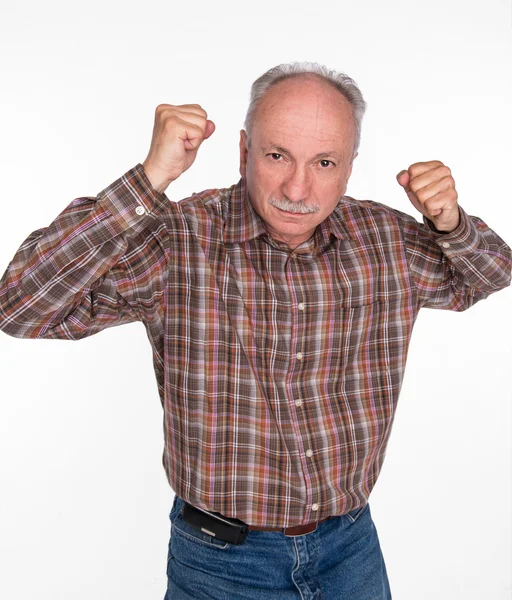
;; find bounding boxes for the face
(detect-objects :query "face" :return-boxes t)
[239,75,357,249]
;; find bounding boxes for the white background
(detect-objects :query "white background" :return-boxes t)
[0,0,511,598]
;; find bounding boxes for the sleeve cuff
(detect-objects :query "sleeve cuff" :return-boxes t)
[422,206,480,255]
[96,163,172,231]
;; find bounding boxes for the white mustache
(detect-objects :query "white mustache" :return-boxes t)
[268,196,320,214]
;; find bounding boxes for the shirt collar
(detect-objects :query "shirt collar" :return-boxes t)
[325,200,354,242]
[223,178,267,244]
[223,177,353,245]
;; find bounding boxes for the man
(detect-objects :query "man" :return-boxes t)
[1,62,510,599]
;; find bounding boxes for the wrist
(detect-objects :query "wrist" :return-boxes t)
[141,161,174,194]
[429,208,461,234]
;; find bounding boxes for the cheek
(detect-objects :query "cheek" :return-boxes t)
[245,164,272,216]
[251,159,284,187]
[247,159,265,187]
[315,175,346,202]
[249,163,283,200]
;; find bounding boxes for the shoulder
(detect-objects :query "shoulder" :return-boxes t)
[176,184,235,218]
[164,183,238,238]
[336,195,421,238]
[341,195,417,224]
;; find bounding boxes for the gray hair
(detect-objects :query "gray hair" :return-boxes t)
[244,61,367,158]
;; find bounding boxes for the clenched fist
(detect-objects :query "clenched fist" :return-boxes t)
[142,104,215,193]
[396,161,460,233]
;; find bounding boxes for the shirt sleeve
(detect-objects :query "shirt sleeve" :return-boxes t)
[0,164,171,339]
[403,206,512,310]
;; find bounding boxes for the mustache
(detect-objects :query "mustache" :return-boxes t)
[268,195,321,214]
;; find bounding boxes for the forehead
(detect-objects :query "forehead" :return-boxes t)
[252,75,355,150]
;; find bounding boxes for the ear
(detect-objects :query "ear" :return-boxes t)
[239,130,249,178]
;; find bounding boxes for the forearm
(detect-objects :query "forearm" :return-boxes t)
[407,207,512,310]
[0,164,169,338]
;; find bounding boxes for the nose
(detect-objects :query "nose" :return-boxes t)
[281,164,311,203]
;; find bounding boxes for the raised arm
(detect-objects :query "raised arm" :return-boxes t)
[396,161,512,310]
[0,166,171,339]
[0,104,215,339]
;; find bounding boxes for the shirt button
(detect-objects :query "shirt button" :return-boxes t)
[441,241,450,248]
[135,205,145,216]
[295,399,303,407]
[311,503,319,512]
[296,352,303,360]
[306,449,313,457]
[298,302,305,311]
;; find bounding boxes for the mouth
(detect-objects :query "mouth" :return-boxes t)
[273,208,312,220]
[275,206,306,214]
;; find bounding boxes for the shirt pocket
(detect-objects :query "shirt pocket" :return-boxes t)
[330,298,389,366]
[326,299,399,427]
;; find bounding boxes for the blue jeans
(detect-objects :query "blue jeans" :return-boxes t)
[164,495,391,599]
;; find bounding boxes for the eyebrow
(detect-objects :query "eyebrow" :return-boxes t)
[261,144,341,161]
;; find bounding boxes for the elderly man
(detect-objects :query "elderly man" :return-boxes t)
[1,62,510,599]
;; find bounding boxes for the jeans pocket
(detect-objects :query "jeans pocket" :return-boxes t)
[169,495,179,521]
[345,503,369,524]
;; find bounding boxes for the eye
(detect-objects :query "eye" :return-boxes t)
[319,159,334,168]
[268,153,283,161]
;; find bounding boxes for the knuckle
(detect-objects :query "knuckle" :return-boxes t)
[409,179,421,194]
[424,198,438,213]
[187,121,202,133]
[156,103,172,113]
[408,164,421,177]
[181,103,207,117]
[416,189,428,202]
[443,177,455,191]
[163,115,179,129]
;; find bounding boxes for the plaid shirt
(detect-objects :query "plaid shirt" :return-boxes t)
[1,164,510,527]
